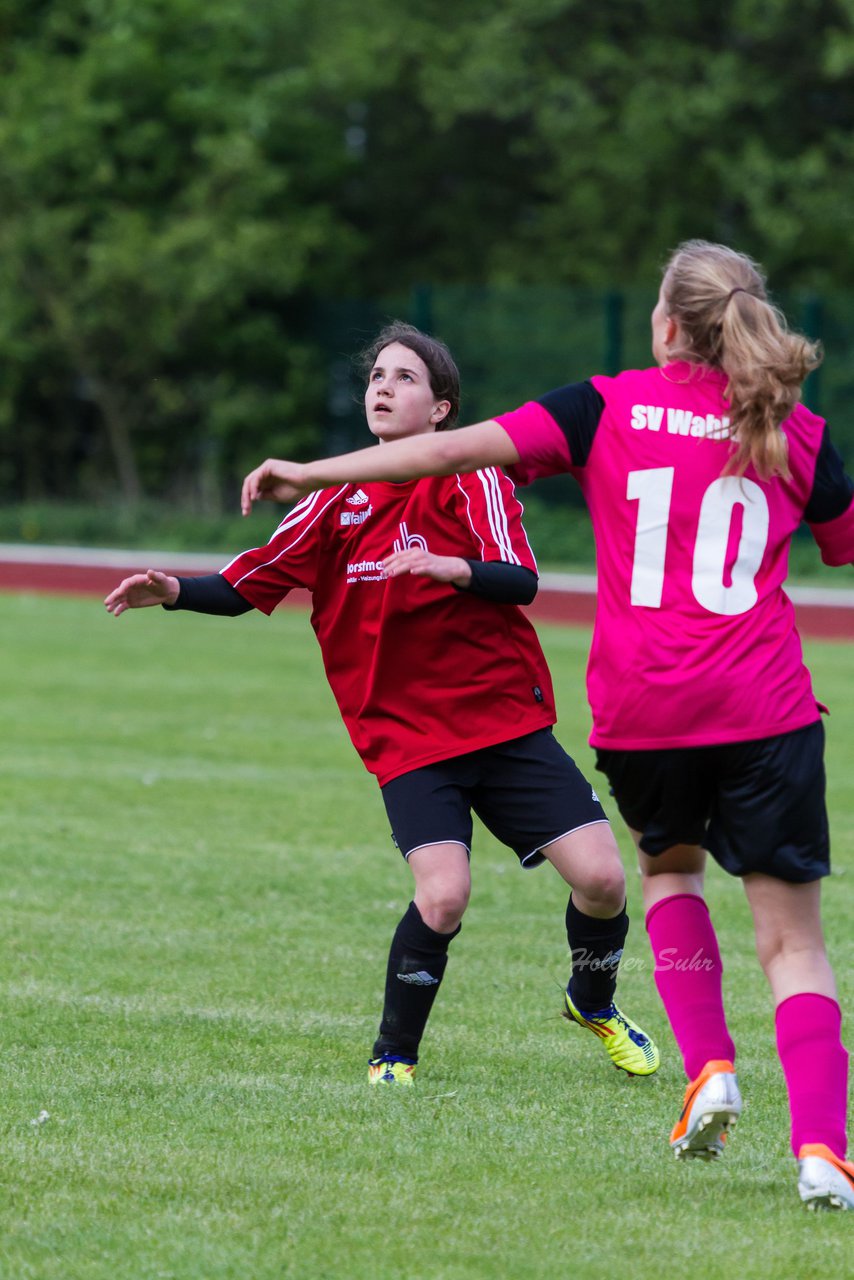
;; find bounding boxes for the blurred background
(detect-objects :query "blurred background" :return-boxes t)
[1,0,852,565]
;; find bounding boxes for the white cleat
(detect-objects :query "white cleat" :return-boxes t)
[670,1059,742,1161]
[797,1144,854,1210]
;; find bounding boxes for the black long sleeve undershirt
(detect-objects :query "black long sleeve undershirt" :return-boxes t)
[165,561,538,615]
[457,560,538,604]
[164,574,253,615]
[803,425,854,523]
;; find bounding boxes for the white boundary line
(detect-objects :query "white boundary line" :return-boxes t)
[0,543,221,570]
[538,569,854,608]
[1,544,853,609]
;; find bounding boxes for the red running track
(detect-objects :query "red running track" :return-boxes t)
[1,546,852,640]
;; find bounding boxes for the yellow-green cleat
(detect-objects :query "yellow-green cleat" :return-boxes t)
[368,1055,416,1086]
[563,990,660,1076]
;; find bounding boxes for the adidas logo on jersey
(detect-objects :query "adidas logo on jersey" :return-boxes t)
[341,489,372,525]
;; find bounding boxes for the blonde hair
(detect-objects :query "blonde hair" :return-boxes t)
[661,240,822,480]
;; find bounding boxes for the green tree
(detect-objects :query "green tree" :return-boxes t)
[0,0,360,502]
[372,0,854,288]
[1,0,852,506]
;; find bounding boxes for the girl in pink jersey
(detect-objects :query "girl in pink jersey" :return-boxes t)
[106,323,660,1090]
[241,245,854,1209]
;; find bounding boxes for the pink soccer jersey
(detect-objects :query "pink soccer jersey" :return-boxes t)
[220,471,555,784]
[497,363,854,750]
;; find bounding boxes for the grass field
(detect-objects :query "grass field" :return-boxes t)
[1,591,852,1279]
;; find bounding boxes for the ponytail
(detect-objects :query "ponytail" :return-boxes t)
[662,241,822,480]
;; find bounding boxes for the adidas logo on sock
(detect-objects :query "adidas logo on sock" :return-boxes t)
[396,970,439,986]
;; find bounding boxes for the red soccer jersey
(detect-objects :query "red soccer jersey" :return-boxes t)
[221,471,555,784]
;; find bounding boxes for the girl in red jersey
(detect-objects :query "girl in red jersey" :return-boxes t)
[105,323,659,1088]
[240,248,854,1209]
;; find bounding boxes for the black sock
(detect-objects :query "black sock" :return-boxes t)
[372,901,460,1062]
[565,894,628,1012]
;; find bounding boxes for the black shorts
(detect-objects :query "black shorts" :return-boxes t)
[595,720,829,883]
[381,728,608,868]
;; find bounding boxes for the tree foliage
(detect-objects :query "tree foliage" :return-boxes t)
[1,0,852,503]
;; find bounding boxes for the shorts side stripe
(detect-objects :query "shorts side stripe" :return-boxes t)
[402,839,471,861]
[519,819,611,867]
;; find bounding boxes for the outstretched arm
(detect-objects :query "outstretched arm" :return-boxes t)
[240,420,518,512]
[104,572,252,618]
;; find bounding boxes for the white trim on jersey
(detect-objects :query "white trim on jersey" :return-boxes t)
[482,467,521,564]
[455,469,522,565]
[272,491,324,538]
[502,481,538,571]
[222,486,349,588]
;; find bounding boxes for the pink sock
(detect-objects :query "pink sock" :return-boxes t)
[645,893,736,1080]
[776,992,849,1158]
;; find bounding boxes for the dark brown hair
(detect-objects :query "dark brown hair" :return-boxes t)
[357,321,461,431]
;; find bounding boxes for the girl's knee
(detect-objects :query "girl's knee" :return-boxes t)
[417,886,470,933]
[578,862,626,913]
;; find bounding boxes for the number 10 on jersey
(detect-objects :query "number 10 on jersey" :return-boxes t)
[627,468,770,616]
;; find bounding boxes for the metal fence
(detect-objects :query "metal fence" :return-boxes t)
[315,285,854,472]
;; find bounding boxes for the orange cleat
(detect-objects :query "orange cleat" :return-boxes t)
[670,1059,742,1160]
[797,1143,854,1210]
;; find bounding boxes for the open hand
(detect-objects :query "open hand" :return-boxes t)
[104,570,180,617]
[240,459,311,515]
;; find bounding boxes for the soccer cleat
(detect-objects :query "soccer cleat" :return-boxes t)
[670,1059,742,1160]
[562,990,660,1076]
[368,1055,416,1086]
[797,1143,854,1211]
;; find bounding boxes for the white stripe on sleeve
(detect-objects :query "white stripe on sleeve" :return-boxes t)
[222,486,348,586]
